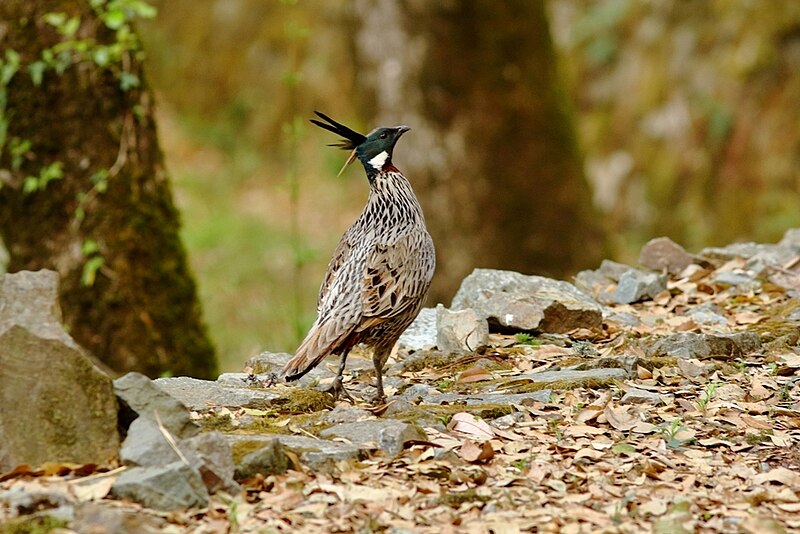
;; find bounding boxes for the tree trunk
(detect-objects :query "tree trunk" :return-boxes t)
[351,0,607,301]
[0,0,217,378]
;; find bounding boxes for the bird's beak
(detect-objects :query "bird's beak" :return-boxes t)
[337,148,358,177]
[396,125,411,136]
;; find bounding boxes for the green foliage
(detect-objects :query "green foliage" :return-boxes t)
[22,161,63,194]
[514,333,541,346]
[81,239,105,286]
[696,382,720,412]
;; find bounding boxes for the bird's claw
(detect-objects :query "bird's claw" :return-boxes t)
[324,376,355,402]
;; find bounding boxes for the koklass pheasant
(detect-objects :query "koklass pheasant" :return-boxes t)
[282,112,435,402]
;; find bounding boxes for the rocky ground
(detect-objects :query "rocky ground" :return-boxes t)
[1,232,800,533]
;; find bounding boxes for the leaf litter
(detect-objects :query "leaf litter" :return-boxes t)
[2,250,800,532]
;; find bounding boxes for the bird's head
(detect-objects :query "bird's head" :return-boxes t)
[310,111,410,176]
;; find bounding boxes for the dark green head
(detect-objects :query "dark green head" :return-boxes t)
[310,111,410,176]
[355,126,410,172]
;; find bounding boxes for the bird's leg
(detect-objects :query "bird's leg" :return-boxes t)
[371,348,390,404]
[324,350,354,402]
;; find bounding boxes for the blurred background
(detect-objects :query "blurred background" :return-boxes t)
[134,0,800,372]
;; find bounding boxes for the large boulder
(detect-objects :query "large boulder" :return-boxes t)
[0,270,119,472]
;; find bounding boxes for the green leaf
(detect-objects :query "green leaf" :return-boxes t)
[612,443,636,455]
[27,61,46,86]
[102,9,126,30]
[82,256,105,286]
[118,71,139,90]
[62,16,81,37]
[43,12,67,28]
[82,239,100,256]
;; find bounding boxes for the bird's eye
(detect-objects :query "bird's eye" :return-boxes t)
[379,131,388,139]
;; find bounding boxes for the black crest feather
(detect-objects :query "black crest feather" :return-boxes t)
[310,111,367,150]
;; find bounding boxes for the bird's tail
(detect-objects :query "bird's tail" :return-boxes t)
[282,320,350,381]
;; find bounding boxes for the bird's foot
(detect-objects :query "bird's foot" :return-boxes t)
[371,389,386,406]
[323,376,355,402]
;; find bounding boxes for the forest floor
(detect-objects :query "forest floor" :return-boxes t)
[2,249,800,533]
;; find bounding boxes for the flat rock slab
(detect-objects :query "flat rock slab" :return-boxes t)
[452,269,603,333]
[226,434,364,472]
[643,332,762,360]
[0,326,119,472]
[154,376,281,412]
[111,461,209,511]
[243,352,375,387]
[512,367,628,384]
[318,419,427,456]
[422,391,553,406]
[115,372,199,438]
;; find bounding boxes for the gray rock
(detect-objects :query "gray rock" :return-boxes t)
[245,351,335,386]
[613,269,667,304]
[0,270,78,349]
[425,391,552,406]
[115,372,199,438]
[232,437,290,479]
[153,376,280,412]
[111,461,208,511]
[700,242,797,272]
[398,307,438,350]
[643,332,762,360]
[435,304,489,352]
[778,228,800,250]
[323,405,373,424]
[397,383,442,402]
[452,269,603,333]
[182,431,240,495]
[73,502,165,534]
[607,311,640,327]
[119,417,187,467]
[0,326,119,472]
[711,271,757,287]
[318,419,426,456]
[639,237,694,275]
[687,304,728,325]
[573,267,618,305]
[620,387,669,405]
[598,260,634,281]
[227,434,364,471]
[513,367,628,384]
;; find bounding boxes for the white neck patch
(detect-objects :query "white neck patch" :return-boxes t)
[368,151,389,170]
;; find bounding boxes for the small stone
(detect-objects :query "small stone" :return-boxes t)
[613,269,667,304]
[513,368,627,384]
[115,372,199,438]
[319,419,426,456]
[227,435,363,472]
[620,387,668,405]
[436,304,489,352]
[639,237,694,274]
[597,260,633,281]
[712,271,756,287]
[182,432,240,495]
[232,438,290,479]
[644,332,761,360]
[323,405,373,424]
[111,461,209,511]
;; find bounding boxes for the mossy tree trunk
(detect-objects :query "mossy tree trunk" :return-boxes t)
[351,0,607,301]
[0,0,216,378]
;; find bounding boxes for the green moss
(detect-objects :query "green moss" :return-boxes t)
[198,413,237,432]
[273,388,334,414]
[231,439,266,464]
[0,515,69,534]
[394,403,514,423]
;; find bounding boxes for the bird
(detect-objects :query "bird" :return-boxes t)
[281,111,435,403]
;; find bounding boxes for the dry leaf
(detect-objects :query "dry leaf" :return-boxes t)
[457,366,493,383]
[603,404,640,431]
[459,440,494,463]
[753,467,800,486]
[448,412,495,440]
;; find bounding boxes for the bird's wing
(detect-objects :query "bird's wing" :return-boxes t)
[358,228,435,331]
[316,225,357,311]
[283,236,367,380]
